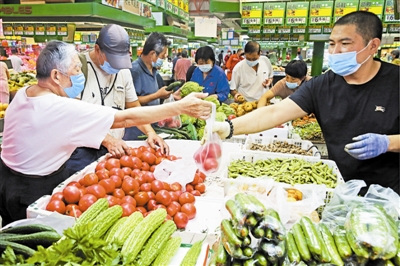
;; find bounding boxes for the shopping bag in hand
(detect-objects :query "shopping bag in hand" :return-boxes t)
[193,103,223,174]
[157,94,182,128]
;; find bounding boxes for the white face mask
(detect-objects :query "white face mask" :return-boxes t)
[328,41,372,76]
[246,59,259,67]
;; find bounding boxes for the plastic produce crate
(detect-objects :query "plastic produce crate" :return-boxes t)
[223,123,289,145]
[244,136,321,158]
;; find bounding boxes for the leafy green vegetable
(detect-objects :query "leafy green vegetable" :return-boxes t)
[180,81,203,98]
[195,119,206,129]
[0,246,27,265]
[197,126,205,140]
[203,96,220,107]
[217,103,235,116]
[180,114,197,124]
[215,112,227,122]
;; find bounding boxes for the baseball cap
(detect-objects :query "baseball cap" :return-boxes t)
[97,24,131,69]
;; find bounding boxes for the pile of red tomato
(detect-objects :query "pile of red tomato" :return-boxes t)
[46,146,207,229]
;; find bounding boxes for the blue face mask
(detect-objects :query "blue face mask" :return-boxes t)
[198,64,212,73]
[286,81,298,89]
[328,41,371,76]
[152,58,164,68]
[246,59,259,67]
[63,73,85,98]
[100,60,120,75]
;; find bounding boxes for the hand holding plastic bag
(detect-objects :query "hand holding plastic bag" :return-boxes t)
[157,94,182,128]
[193,103,223,174]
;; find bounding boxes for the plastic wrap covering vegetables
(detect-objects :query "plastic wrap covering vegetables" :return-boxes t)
[179,81,204,98]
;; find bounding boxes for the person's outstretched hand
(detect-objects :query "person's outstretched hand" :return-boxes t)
[344,133,389,160]
[180,92,212,120]
[200,121,231,145]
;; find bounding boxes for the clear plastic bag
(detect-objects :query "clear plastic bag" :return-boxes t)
[157,94,182,128]
[193,103,223,174]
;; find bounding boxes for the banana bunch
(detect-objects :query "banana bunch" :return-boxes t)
[8,72,37,92]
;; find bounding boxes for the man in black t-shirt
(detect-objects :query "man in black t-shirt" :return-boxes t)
[212,11,400,194]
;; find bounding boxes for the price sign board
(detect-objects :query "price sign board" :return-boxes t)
[24,24,34,36]
[359,0,385,18]
[263,2,286,25]
[382,23,388,32]
[292,26,306,34]
[309,1,334,25]
[334,0,359,22]
[166,2,173,12]
[242,3,263,26]
[248,26,262,34]
[308,25,323,34]
[35,23,45,36]
[323,25,333,34]
[251,34,262,41]
[271,34,281,41]
[262,35,271,41]
[3,23,13,36]
[280,34,290,41]
[14,23,23,35]
[277,26,291,34]
[263,26,277,34]
[286,2,310,25]
[290,34,300,41]
[57,24,68,36]
[388,23,400,32]
[384,0,400,23]
[46,24,57,36]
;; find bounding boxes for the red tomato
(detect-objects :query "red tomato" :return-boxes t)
[170,182,182,192]
[132,157,143,170]
[139,146,147,152]
[83,173,98,186]
[46,200,66,214]
[95,161,106,171]
[66,181,81,188]
[179,192,195,205]
[95,169,109,181]
[145,147,156,154]
[130,148,140,157]
[141,151,157,165]
[198,177,204,183]
[147,199,157,211]
[79,178,85,187]
[109,175,122,188]
[78,187,87,198]
[174,212,189,229]
[149,165,156,172]
[167,203,179,217]
[175,190,183,197]
[105,195,120,207]
[121,167,132,176]
[140,183,152,192]
[155,157,166,165]
[202,143,222,159]
[197,170,207,181]
[120,155,134,168]
[181,203,196,220]
[203,158,219,172]
[143,172,155,183]
[165,214,173,221]
[121,202,136,217]
[151,180,165,194]
[135,175,147,186]
[136,206,147,215]
[163,182,171,192]
[113,188,126,199]
[169,191,179,202]
[50,192,64,202]
[155,149,164,158]
[130,168,141,177]
[134,192,150,206]
[147,191,156,201]
[98,179,116,194]
[170,201,181,212]
[185,184,194,193]
[66,204,82,218]
[122,177,140,196]
[105,158,121,171]
[86,184,106,199]
[63,186,81,204]
[141,162,150,171]
[109,168,124,179]
[121,195,137,207]
[190,173,200,186]
[191,190,201,196]
[166,155,178,161]
[227,114,236,120]
[78,194,97,212]
[195,183,206,194]
[155,190,172,206]
[154,204,167,211]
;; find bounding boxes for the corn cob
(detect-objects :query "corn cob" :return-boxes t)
[180,240,203,266]
[114,211,143,246]
[153,236,182,266]
[121,208,167,264]
[135,220,177,266]
[104,216,128,244]
[89,205,123,239]
[74,198,109,227]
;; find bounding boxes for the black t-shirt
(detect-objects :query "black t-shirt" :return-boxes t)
[290,60,400,193]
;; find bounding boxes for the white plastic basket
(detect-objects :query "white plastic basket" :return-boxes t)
[244,136,321,158]
[222,123,289,145]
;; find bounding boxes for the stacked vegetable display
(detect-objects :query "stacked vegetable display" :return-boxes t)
[46,145,206,229]
[291,114,324,141]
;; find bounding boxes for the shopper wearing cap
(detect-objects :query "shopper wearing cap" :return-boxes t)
[230,41,273,102]
[212,11,400,195]
[123,32,173,141]
[0,40,212,226]
[65,24,169,176]
[257,60,311,108]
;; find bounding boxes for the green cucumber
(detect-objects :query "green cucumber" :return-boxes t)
[319,223,343,265]
[287,231,301,263]
[253,252,268,266]
[291,224,312,262]
[215,239,229,266]
[166,81,183,91]
[0,231,61,249]
[0,240,36,258]
[333,226,353,259]
[300,216,323,260]
[0,224,57,234]
[226,199,247,228]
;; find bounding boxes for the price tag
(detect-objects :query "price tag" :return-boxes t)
[262,35,271,41]
[13,23,24,36]
[388,23,400,32]
[280,34,289,41]
[277,26,291,34]
[24,24,34,36]
[271,34,281,41]
[166,2,173,12]
[290,34,299,41]
[359,0,384,18]
[46,24,57,36]
[334,0,359,22]
[35,23,45,36]
[286,2,309,25]
[263,2,286,25]
[323,26,333,34]
[57,24,68,36]
[3,23,13,36]
[309,1,333,25]
[248,27,261,34]
[308,25,322,34]
[263,26,276,34]
[242,18,261,25]
[292,26,306,34]
[383,0,400,23]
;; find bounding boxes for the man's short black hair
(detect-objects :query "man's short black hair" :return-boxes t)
[244,41,261,54]
[142,32,170,56]
[182,50,188,58]
[285,60,307,79]
[195,46,216,64]
[335,11,382,45]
